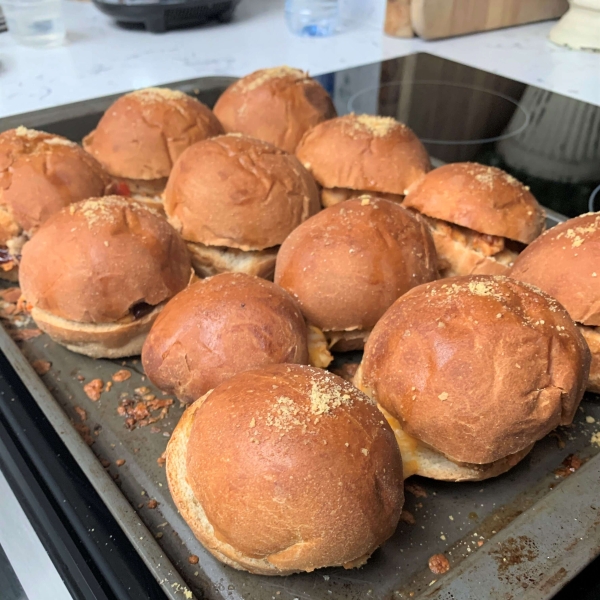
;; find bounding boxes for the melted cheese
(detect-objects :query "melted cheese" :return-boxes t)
[307,325,333,368]
[377,404,421,478]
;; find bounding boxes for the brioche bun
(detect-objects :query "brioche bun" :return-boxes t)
[404,163,545,244]
[274,196,438,350]
[295,114,430,201]
[83,88,223,181]
[0,127,111,235]
[510,212,600,326]
[166,364,403,575]
[20,196,191,358]
[359,275,590,480]
[142,273,309,403]
[164,134,319,253]
[509,212,600,394]
[213,66,336,153]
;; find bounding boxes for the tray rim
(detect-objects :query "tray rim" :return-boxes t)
[0,324,196,600]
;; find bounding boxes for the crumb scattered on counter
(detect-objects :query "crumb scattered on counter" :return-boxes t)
[74,406,87,422]
[105,381,113,392]
[31,359,51,375]
[188,555,199,565]
[586,416,596,424]
[147,499,158,509]
[112,369,131,382]
[84,378,104,401]
[428,553,450,575]
[116,459,126,467]
[157,452,166,467]
[100,458,110,468]
[591,432,600,447]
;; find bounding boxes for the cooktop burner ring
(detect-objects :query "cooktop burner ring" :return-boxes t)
[347,80,531,146]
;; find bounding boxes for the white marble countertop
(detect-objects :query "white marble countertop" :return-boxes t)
[0,0,599,120]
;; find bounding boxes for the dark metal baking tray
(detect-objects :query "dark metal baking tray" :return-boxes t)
[1,64,600,600]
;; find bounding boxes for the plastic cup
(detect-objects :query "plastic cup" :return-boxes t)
[1,0,66,48]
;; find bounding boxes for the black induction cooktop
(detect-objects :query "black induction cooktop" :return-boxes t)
[0,53,599,600]
[314,53,600,219]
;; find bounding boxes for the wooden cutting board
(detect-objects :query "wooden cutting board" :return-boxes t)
[385,0,569,39]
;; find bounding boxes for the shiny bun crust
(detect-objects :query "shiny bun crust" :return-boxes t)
[142,273,309,403]
[361,275,590,465]
[404,163,544,244]
[274,196,438,332]
[578,325,600,393]
[83,88,224,180]
[295,114,430,195]
[166,364,403,575]
[213,66,336,153]
[510,212,600,326]
[20,196,191,324]
[0,127,110,237]
[164,134,320,251]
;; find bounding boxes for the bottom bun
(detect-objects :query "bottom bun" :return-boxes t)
[377,404,533,482]
[321,187,403,208]
[422,215,518,278]
[354,367,533,481]
[31,304,163,358]
[187,241,278,280]
[579,324,600,393]
[325,328,371,352]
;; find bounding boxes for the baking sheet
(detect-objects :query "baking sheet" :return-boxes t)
[2,299,600,600]
[1,70,599,600]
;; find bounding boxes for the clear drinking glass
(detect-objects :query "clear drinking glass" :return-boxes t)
[1,0,66,48]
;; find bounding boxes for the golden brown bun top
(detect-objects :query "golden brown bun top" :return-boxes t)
[20,196,191,324]
[275,196,438,331]
[0,127,110,239]
[83,88,224,181]
[510,212,600,326]
[142,273,309,403]
[295,114,431,195]
[361,275,590,464]
[164,134,320,250]
[404,162,545,244]
[185,364,403,571]
[213,66,336,153]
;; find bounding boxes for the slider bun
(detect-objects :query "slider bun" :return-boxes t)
[213,66,336,153]
[142,273,309,403]
[295,114,430,195]
[361,275,590,466]
[404,162,544,243]
[20,196,191,324]
[31,304,162,359]
[510,212,600,326]
[83,88,223,180]
[0,127,110,237]
[164,134,320,250]
[166,364,403,575]
[274,196,438,332]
